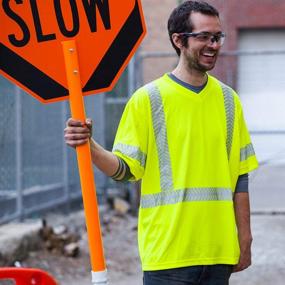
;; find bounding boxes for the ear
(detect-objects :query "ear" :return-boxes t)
[172,33,184,50]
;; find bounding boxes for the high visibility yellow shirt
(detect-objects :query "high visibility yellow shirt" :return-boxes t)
[112,74,258,271]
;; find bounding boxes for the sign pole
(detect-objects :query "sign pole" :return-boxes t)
[62,40,108,285]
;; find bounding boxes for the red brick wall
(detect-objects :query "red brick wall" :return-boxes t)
[141,0,177,83]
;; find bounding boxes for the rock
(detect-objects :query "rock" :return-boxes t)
[39,219,53,240]
[53,225,67,236]
[38,220,80,258]
[0,221,42,266]
[64,242,79,257]
[113,198,130,216]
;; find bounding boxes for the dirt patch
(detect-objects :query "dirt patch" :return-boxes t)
[20,208,141,284]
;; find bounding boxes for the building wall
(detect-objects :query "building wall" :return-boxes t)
[212,0,285,50]
[141,0,177,83]
[140,0,285,86]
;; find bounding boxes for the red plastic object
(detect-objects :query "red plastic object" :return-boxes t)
[0,268,58,285]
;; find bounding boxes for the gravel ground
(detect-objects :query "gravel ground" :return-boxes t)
[17,209,285,285]
[20,208,142,285]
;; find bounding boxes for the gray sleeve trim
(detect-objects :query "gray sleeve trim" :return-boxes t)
[112,156,134,182]
[235,173,249,193]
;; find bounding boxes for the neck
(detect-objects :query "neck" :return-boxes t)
[172,60,208,86]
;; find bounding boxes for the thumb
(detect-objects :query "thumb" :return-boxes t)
[85,118,92,126]
[85,118,93,137]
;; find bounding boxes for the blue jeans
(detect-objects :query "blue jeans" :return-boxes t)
[143,265,233,285]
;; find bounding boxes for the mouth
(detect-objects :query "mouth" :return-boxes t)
[199,50,218,67]
[201,51,217,58]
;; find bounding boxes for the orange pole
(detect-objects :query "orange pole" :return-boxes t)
[62,40,106,274]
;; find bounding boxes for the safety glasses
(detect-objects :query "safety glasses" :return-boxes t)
[179,32,226,45]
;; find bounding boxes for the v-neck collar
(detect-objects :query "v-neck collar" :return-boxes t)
[163,73,212,101]
[167,73,208,94]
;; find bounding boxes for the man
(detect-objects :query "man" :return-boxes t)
[64,1,258,284]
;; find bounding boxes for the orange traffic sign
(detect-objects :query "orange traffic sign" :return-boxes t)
[0,0,146,103]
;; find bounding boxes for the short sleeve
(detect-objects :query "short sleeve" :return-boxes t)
[112,88,150,181]
[236,97,259,175]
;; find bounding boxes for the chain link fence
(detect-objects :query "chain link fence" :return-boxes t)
[0,76,106,224]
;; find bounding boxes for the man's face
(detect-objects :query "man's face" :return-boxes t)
[182,12,223,73]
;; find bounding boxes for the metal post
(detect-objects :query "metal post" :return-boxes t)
[136,48,145,87]
[62,101,70,210]
[15,86,23,221]
[127,55,141,214]
[127,56,136,98]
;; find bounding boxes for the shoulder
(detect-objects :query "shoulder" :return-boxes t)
[210,76,242,106]
[142,75,168,91]
[209,76,235,95]
[125,78,162,111]
[130,75,166,102]
[128,84,150,107]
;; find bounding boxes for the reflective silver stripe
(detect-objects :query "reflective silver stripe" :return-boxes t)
[240,143,255,161]
[141,188,233,208]
[145,83,174,191]
[220,83,235,159]
[113,143,146,167]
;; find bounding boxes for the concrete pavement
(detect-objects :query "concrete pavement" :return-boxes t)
[230,215,285,285]
[70,215,285,285]
[250,163,285,213]
[250,133,285,212]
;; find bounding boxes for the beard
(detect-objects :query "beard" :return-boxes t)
[188,60,214,73]
[185,49,218,73]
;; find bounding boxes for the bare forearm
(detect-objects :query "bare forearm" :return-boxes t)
[233,192,252,272]
[234,192,252,241]
[89,138,119,177]
[64,118,120,177]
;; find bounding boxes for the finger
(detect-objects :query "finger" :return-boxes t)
[85,118,93,132]
[85,118,92,126]
[66,118,85,127]
[66,138,89,148]
[64,126,90,134]
[85,118,93,137]
[64,133,90,141]
[233,262,250,273]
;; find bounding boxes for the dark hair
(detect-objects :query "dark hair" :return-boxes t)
[168,1,219,56]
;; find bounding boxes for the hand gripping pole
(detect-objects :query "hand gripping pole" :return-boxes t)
[62,40,108,285]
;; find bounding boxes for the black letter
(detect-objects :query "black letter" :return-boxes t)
[82,0,111,32]
[2,0,30,47]
[30,0,56,43]
[54,0,79,37]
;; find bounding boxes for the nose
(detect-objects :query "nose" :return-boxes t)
[207,39,220,49]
